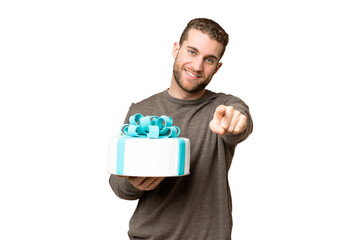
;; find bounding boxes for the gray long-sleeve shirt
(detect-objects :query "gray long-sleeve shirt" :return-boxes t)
[109,90,253,240]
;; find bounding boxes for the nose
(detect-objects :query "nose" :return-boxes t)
[192,57,204,72]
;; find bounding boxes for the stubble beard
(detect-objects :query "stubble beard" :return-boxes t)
[172,59,213,94]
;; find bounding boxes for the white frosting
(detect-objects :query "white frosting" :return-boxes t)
[108,136,190,177]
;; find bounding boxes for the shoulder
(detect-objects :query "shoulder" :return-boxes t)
[134,91,165,105]
[205,90,250,116]
[132,90,167,108]
[206,90,247,106]
[125,90,167,117]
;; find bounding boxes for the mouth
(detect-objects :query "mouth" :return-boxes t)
[185,69,201,80]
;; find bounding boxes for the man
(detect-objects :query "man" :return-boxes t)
[109,18,253,239]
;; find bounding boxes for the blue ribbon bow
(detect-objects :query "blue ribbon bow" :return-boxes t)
[121,113,181,139]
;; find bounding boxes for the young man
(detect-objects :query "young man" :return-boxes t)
[109,18,253,239]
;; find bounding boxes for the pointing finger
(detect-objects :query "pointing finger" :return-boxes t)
[214,105,226,120]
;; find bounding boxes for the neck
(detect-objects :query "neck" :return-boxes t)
[168,76,206,100]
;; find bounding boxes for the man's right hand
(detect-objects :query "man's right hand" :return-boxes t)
[117,176,165,191]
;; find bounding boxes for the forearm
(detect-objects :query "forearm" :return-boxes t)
[109,174,144,200]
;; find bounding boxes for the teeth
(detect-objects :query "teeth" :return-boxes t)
[186,70,198,77]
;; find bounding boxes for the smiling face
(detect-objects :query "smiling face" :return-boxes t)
[170,29,224,99]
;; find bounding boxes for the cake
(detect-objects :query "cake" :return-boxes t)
[108,114,190,177]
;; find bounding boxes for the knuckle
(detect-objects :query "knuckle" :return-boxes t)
[136,185,146,191]
[234,130,242,135]
[226,106,234,113]
[227,127,235,133]
[241,114,247,121]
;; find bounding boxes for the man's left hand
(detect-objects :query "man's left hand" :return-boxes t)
[209,105,247,136]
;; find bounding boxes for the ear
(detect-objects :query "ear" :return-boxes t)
[172,42,180,58]
[214,62,223,74]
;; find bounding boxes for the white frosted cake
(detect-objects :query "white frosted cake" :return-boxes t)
[107,114,190,177]
[108,136,190,176]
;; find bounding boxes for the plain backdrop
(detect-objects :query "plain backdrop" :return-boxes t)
[1,0,359,239]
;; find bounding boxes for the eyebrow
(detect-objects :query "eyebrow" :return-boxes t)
[187,46,219,61]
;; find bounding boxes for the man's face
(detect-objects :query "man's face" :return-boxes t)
[172,29,223,94]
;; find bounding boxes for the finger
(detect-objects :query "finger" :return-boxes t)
[226,110,241,133]
[220,106,234,130]
[209,119,225,135]
[128,177,164,191]
[145,177,165,190]
[234,114,247,134]
[128,177,147,189]
[116,175,128,178]
[214,105,226,121]
[138,177,164,191]
[210,105,226,135]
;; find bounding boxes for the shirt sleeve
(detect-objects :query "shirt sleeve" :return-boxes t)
[221,94,254,145]
[109,174,144,200]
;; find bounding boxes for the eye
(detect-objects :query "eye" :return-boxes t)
[189,50,196,55]
[206,58,214,64]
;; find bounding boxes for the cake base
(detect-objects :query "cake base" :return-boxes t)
[108,136,190,177]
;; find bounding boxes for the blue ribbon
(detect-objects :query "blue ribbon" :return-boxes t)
[121,113,181,139]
